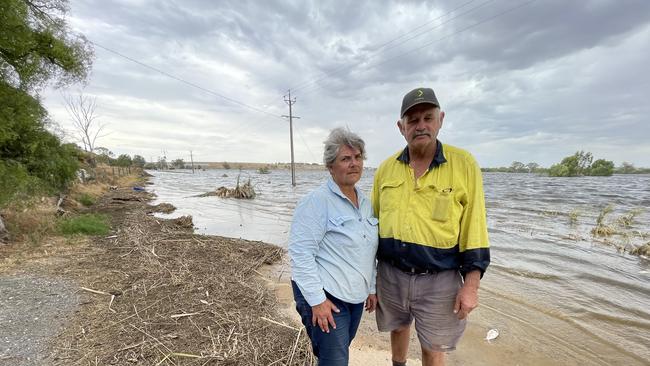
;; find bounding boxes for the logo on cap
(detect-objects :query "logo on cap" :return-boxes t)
[416,89,423,97]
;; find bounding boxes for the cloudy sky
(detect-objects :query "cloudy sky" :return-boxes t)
[43,0,650,168]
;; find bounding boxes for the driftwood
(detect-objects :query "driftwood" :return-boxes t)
[147,202,176,214]
[170,215,193,228]
[56,195,67,216]
[198,176,256,199]
[0,215,8,244]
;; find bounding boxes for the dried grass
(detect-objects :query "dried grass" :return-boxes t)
[1,197,59,245]
[630,242,650,257]
[148,203,176,214]
[45,188,312,365]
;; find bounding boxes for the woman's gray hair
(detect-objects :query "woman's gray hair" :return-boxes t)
[323,127,366,168]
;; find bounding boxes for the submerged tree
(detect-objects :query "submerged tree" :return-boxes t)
[549,151,613,177]
[172,158,185,169]
[589,159,615,176]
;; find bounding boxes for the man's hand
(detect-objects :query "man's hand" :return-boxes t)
[453,270,481,320]
[311,299,340,333]
[365,294,377,313]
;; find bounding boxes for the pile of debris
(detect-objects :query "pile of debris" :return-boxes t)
[46,188,311,365]
[198,176,256,199]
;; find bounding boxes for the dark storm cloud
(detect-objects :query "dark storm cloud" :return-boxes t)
[42,0,650,167]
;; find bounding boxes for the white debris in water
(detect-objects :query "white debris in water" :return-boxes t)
[485,328,500,341]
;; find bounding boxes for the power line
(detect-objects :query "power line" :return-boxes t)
[287,0,497,94]
[294,0,537,98]
[294,124,318,163]
[91,41,285,120]
[257,0,490,110]
[367,0,482,54]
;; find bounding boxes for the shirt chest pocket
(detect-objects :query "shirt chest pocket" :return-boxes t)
[421,185,456,222]
[327,215,357,233]
[379,180,404,213]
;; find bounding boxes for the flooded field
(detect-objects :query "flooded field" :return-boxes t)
[147,169,650,365]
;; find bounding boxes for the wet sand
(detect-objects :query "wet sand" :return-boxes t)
[147,169,650,365]
[263,259,648,366]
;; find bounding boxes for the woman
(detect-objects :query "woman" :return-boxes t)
[289,127,378,366]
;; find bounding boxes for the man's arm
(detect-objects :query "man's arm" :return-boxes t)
[453,270,480,319]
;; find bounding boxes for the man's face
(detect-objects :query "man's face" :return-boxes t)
[397,104,444,151]
[328,144,363,189]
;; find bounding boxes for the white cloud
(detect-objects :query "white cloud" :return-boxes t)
[42,0,650,168]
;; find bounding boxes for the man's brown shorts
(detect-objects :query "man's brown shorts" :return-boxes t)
[375,261,466,352]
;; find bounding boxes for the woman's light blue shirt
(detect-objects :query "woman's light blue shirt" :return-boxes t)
[289,177,378,306]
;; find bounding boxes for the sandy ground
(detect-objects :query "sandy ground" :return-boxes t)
[261,259,641,366]
[2,178,646,365]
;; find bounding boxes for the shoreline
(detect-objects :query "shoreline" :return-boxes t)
[0,178,311,365]
[1,175,647,365]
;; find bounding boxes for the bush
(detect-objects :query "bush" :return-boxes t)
[589,159,614,176]
[77,193,95,207]
[548,163,570,177]
[1,82,80,207]
[0,160,41,207]
[58,214,110,236]
[549,151,614,177]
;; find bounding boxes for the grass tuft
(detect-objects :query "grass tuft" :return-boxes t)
[77,193,96,207]
[58,214,110,236]
[591,204,615,237]
[616,208,643,228]
[568,209,580,225]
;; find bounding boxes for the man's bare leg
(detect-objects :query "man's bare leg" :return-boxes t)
[421,346,445,366]
[390,325,411,364]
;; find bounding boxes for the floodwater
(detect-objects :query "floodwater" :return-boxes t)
[147,169,650,365]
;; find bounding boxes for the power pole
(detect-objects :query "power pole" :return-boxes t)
[190,150,195,173]
[283,90,300,186]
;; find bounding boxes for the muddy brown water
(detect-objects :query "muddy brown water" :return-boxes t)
[148,169,650,365]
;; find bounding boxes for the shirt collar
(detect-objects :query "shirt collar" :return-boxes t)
[397,140,447,170]
[326,176,365,206]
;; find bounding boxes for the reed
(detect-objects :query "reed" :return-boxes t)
[568,209,580,225]
[591,204,615,237]
[616,208,643,228]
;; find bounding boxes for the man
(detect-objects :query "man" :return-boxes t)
[371,87,490,366]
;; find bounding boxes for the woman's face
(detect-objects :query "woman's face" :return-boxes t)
[329,144,363,189]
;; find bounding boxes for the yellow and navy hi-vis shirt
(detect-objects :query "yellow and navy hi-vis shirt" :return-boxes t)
[371,141,490,276]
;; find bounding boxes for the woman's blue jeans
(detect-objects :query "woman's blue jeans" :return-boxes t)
[291,281,364,366]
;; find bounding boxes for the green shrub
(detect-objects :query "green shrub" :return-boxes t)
[58,214,110,236]
[589,159,615,176]
[77,193,95,206]
[0,160,42,207]
[1,82,80,208]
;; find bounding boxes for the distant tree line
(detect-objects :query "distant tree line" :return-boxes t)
[482,161,542,173]
[614,162,650,174]
[93,148,146,168]
[482,152,649,177]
